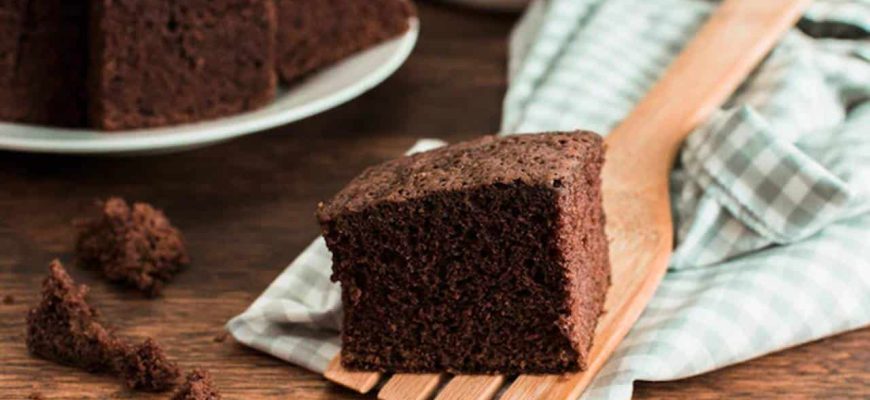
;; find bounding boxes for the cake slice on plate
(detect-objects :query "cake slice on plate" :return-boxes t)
[88,0,277,130]
[0,0,87,126]
[318,131,610,374]
[274,0,416,82]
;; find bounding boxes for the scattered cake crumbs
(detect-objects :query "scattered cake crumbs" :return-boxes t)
[26,260,180,392]
[2,294,14,304]
[213,331,229,343]
[171,369,222,400]
[75,197,189,297]
[117,338,180,392]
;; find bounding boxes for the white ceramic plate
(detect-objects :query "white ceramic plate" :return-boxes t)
[440,0,530,11]
[0,19,419,155]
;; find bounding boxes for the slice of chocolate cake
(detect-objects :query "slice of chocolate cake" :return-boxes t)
[317,131,610,374]
[26,260,120,372]
[0,0,87,126]
[76,197,189,297]
[275,0,415,82]
[171,369,222,400]
[88,0,277,130]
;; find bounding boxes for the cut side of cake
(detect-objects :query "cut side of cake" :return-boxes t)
[317,131,610,374]
[0,0,88,126]
[88,0,277,130]
[274,0,415,82]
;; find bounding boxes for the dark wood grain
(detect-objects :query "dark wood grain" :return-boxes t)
[0,3,866,399]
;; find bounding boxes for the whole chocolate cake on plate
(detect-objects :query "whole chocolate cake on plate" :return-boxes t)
[318,131,610,374]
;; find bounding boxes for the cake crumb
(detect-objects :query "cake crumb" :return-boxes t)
[75,197,189,297]
[28,392,45,400]
[212,331,229,343]
[2,294,13,305]
[116,338,180,392]
[171,369,221,400]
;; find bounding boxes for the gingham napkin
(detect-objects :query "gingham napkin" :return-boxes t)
[228,0,870,398]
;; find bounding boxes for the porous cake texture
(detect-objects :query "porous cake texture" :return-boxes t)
[88,0,277,130]
[171,369,222,400]
[0,0,88,126]
[318,131,610,374]
[117,338,181,392]
[76,197,189,297]
[275,0,415,82]
[26,260,119,372]
[26,260,181,391]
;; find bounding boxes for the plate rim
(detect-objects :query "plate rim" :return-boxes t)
[0,18,420,154]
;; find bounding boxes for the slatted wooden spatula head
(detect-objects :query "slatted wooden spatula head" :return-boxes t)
[325,0,811,398]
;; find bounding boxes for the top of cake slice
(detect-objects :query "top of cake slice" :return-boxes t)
[317,131,604,220]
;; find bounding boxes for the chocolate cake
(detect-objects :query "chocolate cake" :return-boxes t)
[318,131,610,374]
[117,338,180,392]
[275,0,415,82]
[88,0,277,130]
[76,197,189,297]
[26,260,120,372]
[0,0,87,126]
[171,369,222,400]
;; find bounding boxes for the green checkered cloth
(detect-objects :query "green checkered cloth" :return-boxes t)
[228,0,870,398]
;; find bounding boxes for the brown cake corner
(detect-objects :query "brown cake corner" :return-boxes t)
[75,197,189,297]
[116,338,181,392]
[26,260,121,372]
[318,131,610,374]
[171,369,222,400]
[88,0,277,130]
[275,0,416,82]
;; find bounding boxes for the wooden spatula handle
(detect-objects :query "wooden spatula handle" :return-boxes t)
[606,0,812,186]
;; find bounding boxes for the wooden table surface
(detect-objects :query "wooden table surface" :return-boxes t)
[1,3,867,399]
